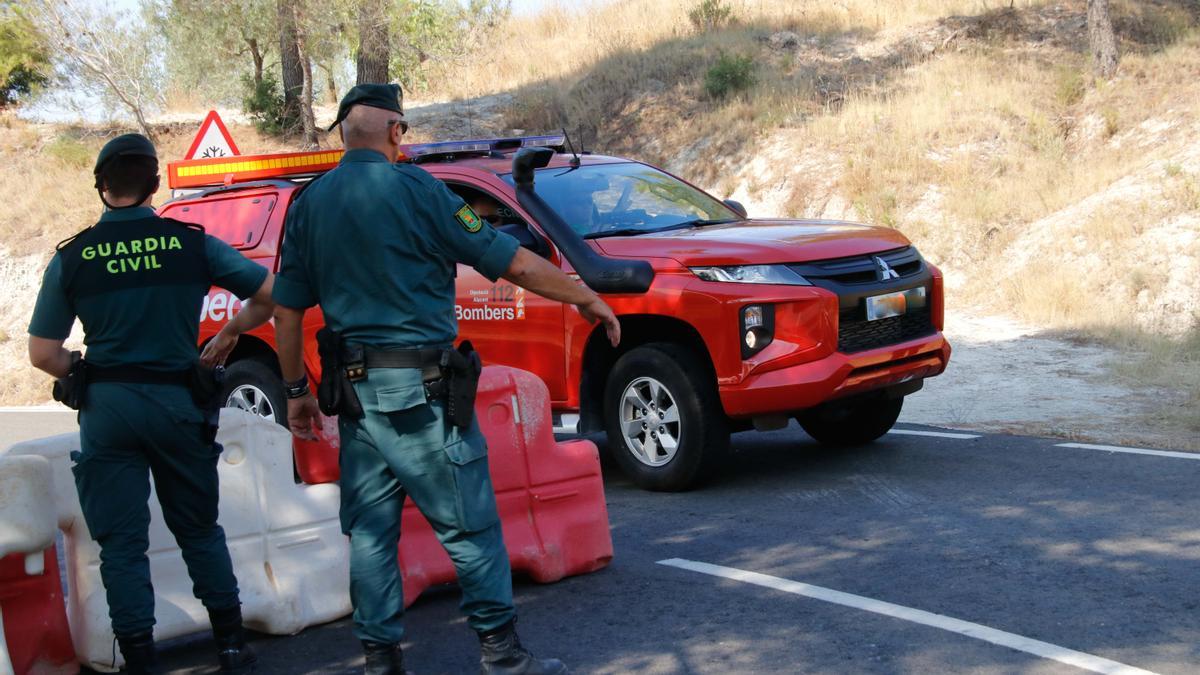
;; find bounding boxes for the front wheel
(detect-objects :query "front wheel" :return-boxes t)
[603,344,728,492]
[219,359,287,428]
[797,396,903,446]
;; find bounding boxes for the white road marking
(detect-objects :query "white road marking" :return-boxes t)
[1055,442,1199,461]
[657,558,1157,675]
[887,429,980,440]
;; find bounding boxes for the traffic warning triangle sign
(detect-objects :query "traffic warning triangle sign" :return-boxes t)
[185,110,241,160]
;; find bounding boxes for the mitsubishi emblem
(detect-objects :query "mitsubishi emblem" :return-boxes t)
[873,256,900,281]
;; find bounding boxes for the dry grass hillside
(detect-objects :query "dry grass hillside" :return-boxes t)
[0,0,1196,444]
[430,0,1200,444]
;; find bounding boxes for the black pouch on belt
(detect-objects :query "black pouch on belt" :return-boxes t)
[444,341,483,430]
[316,328,364,420]
[51,351,86,411]
[188,363,226,444]
[188,362,224,409]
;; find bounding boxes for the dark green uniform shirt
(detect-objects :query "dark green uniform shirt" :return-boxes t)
[28,206,268,370]
[272,148,520,348]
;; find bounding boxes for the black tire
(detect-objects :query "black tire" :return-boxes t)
[797,396,903,446]
[219,359,287,428]
[603,343,728,492]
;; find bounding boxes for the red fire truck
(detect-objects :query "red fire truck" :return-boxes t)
[164,135,950,491]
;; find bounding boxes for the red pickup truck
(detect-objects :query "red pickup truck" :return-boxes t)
[164,136,950,491]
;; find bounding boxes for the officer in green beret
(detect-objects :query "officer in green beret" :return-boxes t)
[272,83,620,675]
[27,133,277,674]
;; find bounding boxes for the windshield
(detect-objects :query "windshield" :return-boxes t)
[502,162,736,238]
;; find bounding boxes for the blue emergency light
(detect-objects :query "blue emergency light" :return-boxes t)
[403,135,566,161]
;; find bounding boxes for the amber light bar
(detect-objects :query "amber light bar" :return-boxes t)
[168,149,348,189]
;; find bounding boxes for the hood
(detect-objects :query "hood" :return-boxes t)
[592,218,912,266]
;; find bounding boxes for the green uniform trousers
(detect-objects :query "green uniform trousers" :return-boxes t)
[340,367,515,644]
[72,382,240,636]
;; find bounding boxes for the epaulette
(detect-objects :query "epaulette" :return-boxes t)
[55,226,93,252]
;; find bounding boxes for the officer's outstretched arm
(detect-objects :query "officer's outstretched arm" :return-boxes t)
[28,336,72,379]
[201,275,276,367]
[274,304,321,440]
[502,247,621,347]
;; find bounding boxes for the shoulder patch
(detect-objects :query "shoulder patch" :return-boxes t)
[455,204,484,233]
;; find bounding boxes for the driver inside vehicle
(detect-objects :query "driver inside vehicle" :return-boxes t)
[468,195,504,227]
[551,173,610,235]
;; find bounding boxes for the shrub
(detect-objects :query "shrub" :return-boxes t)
[1053,66,1086,107]
[241,72,290,136]
[45,135,92,168]
[688,0,733,33]
[705,53,754,99]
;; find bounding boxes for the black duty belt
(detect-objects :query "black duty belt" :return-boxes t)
[87,365,191,386]
[361,348,445,382]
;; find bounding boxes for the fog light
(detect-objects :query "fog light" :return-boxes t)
[740,304,775,359]
[744,305,764,330]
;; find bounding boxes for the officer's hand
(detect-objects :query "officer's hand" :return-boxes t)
[200,327,238,367]
[578,297,621,347]
[288,393,322,441]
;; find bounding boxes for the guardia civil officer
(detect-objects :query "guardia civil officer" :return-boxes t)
[27,134,277,674]
[272,84,621,675]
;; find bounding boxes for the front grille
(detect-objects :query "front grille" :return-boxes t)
[791,247,924,286]
[839,306,935,353]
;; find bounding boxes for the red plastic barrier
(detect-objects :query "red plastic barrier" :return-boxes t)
[292,366,613,600]
[0,549,77,675]
[399,367,612,601]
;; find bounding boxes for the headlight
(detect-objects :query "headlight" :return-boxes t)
[690,265,811,286]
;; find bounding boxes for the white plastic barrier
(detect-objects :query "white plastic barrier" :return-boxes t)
[0,455,59,675]
[1,410,352,672]
[0,455,57,560]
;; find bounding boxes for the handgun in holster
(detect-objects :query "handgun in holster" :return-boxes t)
[316,327,364,420]
[51,351,86,411]
[443,341,483,430]
[188,363,226,444]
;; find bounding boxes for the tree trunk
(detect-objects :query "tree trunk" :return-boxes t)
[319,62,339,104]
[294,5,319,148]
[247,38,265,90]
[356,0,390,85]
[1088,0,1119,78]
[277,0,304,133]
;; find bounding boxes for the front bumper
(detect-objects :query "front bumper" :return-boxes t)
[718,332,951,418]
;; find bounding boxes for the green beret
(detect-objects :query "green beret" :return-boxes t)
[328,83,408,132]
[94,133,157,175]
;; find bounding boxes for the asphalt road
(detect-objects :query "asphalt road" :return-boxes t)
[6,412,1198,674]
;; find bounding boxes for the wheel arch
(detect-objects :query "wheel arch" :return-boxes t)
[199,334,282,375]
[578,314,718,433]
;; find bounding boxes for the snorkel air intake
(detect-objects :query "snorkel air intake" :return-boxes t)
[512,147,654,294]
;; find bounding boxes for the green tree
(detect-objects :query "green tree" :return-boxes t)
[26,0,164,140]
[0,2,50,108]
[148,0,278,106]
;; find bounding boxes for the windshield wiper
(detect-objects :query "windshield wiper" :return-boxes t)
[675,217,737,228]
[582,228,654,239]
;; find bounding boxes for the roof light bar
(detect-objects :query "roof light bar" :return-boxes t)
[404,135,566,159]
[168,149,345,189]
[166,135,567,189]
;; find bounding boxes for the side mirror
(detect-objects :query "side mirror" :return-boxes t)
[499,222,552,259]
[723,199,748,219]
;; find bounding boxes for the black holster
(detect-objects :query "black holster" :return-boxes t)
[443,341,482,430]
[316,328,364,420]
[189,363,226,443]
[51,351,86,410]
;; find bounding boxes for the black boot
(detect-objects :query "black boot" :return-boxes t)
[362,640,409,675]
[209,605,258,673]
[116,630,156,675]
[478,620,567,675]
